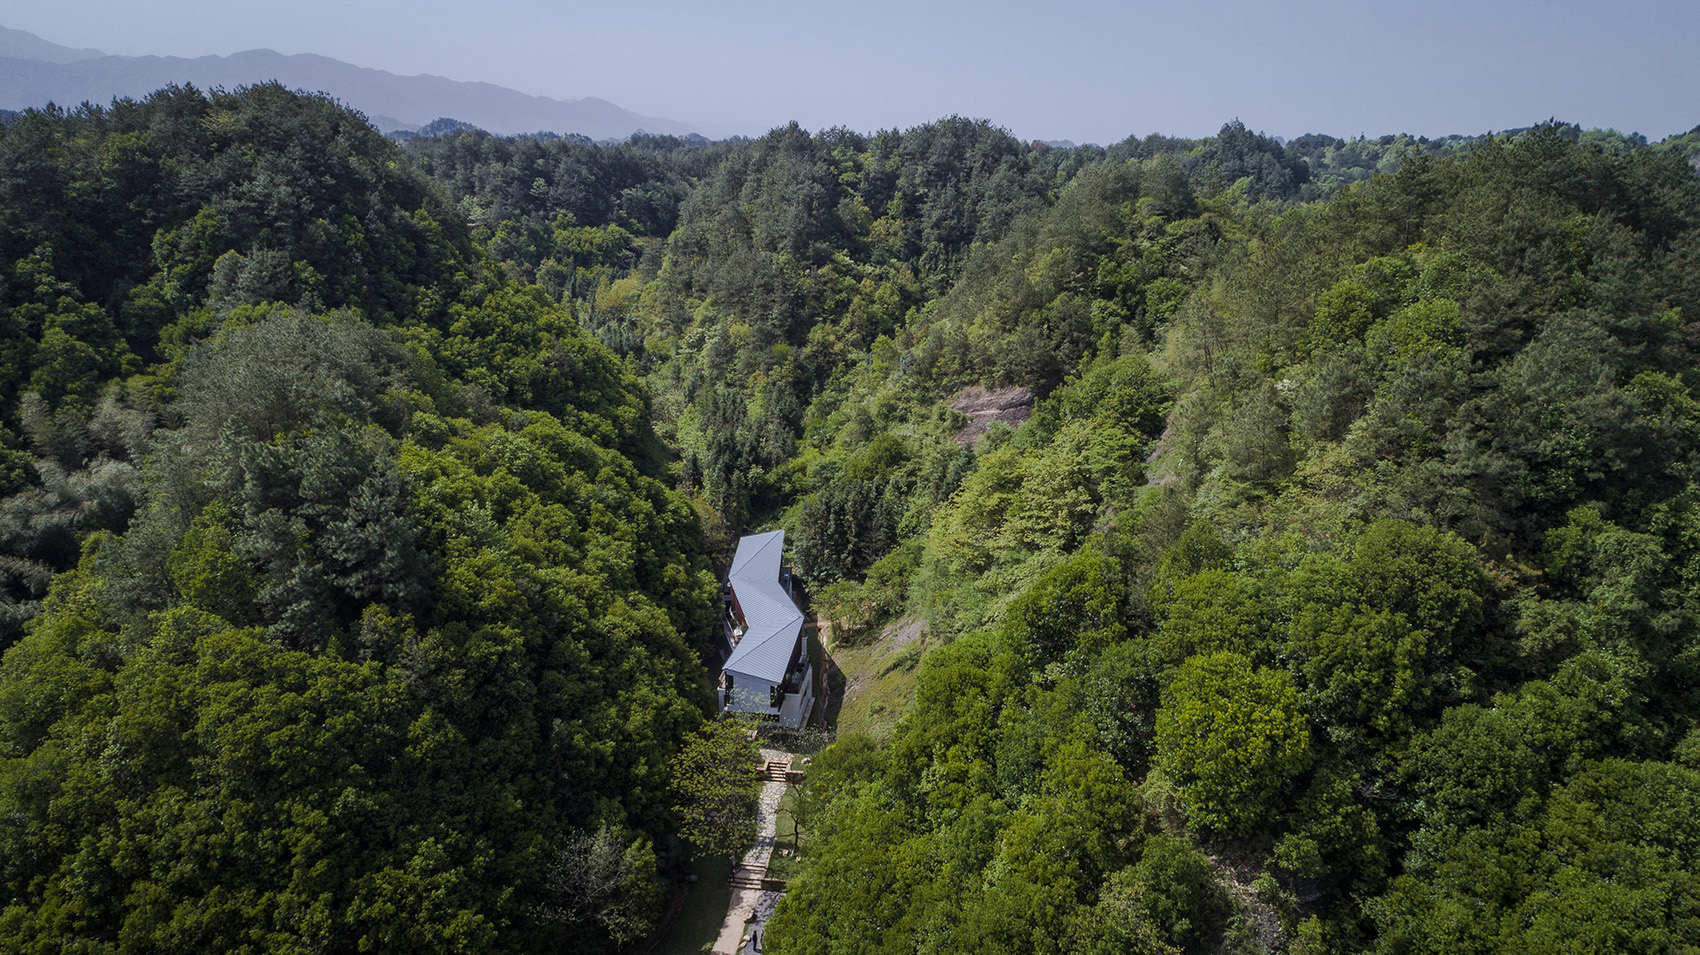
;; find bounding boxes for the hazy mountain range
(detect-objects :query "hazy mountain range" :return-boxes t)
[0,26,698,140]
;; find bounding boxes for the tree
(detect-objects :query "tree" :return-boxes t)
[1063,871,1183,955]
[996,546,1125,667]
[1155,651,1310,835]
[535,826,663,946]
[668,716,763,861]
[1127,834,1231,954]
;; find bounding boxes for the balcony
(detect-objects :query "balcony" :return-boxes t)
[777,662,815,728]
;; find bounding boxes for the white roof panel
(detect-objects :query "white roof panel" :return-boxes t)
[730,530,785,582]
[723,531,804,685]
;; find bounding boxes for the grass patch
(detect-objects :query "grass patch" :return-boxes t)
[649,855,731,955]
[827,615,927,741]
[766,786,804,883]
[881,641,921,675]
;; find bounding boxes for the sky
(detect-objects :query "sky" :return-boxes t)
[2,0,1695,144]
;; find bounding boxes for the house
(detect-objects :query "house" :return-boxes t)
[719,530,814,729]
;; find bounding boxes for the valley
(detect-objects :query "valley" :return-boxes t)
[0,85,1698,953]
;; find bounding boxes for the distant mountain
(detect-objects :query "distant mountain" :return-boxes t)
[0,26,102,64]
[0,27,697,140]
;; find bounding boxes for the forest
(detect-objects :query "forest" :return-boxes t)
[1,82,1698,953]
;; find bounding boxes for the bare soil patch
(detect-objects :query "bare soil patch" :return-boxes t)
[951,385,1034,445]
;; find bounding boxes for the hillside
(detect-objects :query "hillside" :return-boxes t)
[415,112,1700,954]
[0,85,719,953]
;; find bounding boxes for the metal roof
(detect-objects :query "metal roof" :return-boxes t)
[722,531,804,685]
[729,530,785,582]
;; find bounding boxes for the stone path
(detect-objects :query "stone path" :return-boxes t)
[710,748,789,955]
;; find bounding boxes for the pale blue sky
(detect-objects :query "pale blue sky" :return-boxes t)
[2,0,1694,142]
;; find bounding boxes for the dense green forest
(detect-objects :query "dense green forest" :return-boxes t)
[0,85,722,953]
[2,83,1698,952]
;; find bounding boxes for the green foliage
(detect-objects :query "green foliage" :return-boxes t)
[535,825,665,945]
[668,717,763,861]
[1156,651,1310,835]
[1064,870,1184,955]
[1153,569,1268,668]
[792,465,902,584]
[1310,279,1379,348]
[1350,519,1484,650]
[1403,647,1651,835]
[0,93,717,948]
[0,84,467,352]
[1372,758,1700,955]
[760,120,1700,955]
[762,783,927,955]
[1069,638,1163,773]
[996,547,1125,667]
[166,501,259,623]
[1273,767,1387,889]
[173,308,416,444]
[422,282,652,454]
[1150,520,1232,604]
[1127,834,1232,953]
[1276,521,1486,742]
[0,389,152,648]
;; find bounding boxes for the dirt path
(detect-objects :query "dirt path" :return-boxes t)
[710,748,789,955]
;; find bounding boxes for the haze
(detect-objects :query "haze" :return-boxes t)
[2,0,1694,142]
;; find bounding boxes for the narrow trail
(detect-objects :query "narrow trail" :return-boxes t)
[710,748,790,955]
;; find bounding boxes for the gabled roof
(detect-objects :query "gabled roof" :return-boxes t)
[723,530,804,686]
